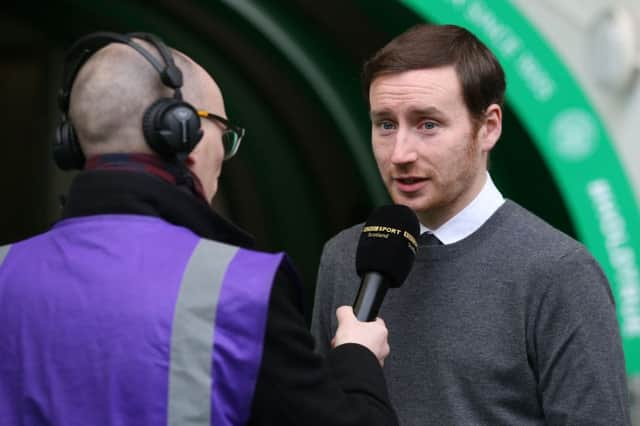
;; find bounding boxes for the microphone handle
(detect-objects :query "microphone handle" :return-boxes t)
[352,272,388,322]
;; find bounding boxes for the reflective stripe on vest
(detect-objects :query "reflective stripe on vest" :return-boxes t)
[168,239,238,426]
[168,239,283,426]
[0,245,10,268]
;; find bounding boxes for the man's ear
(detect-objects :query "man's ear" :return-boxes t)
[479,104,502,152]
[185,151,196,167]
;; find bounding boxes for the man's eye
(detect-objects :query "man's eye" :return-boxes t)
[381,121,395,130]
[423,121,437,130]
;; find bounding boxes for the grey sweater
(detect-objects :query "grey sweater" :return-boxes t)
[311,200,630,425]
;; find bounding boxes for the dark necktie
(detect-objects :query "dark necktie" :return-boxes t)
[418,232,443,246]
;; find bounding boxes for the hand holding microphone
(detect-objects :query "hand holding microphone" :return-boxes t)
[333,306,390,366]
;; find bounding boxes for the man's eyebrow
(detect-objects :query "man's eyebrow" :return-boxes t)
[407,106,445,118]
[370,106,445,120]
[369,109,392,120]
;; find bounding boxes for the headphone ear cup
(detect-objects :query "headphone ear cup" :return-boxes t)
[142,98,203,159]
[53,120,85,170]
[142,98,172,157]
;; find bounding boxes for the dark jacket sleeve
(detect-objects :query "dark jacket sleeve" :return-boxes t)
[248,262,398,426]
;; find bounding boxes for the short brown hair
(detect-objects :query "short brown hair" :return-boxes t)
[363,24,506,124]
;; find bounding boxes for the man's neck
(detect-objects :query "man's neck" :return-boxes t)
[419,171,488,230]
[419,173,504,244]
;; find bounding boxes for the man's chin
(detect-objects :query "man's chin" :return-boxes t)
[389,194,432,213]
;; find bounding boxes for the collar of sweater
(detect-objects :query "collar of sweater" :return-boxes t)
[59,169,254,249]
[85,153,207,201]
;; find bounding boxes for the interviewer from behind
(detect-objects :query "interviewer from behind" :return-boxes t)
[0,32,396,426]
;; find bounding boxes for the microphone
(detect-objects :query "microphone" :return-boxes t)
[353,205,419,321]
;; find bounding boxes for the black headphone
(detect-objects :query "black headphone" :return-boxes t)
[54,31,203,170]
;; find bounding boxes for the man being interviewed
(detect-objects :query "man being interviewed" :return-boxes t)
[0,32,397,426]
[311,24,631,425]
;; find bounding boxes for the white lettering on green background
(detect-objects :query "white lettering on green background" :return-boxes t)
[588,179,640,337]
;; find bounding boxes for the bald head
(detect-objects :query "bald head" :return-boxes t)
[68,39,224,157]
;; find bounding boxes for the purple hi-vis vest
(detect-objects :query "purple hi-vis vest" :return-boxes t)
[0,215,283,426]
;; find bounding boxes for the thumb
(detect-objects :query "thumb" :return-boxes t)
[336,305,355,324]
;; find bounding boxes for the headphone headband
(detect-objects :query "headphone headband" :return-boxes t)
[128,32,183,89]
[58,32,183,114]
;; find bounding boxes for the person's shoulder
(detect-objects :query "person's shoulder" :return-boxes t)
[499,200,588,256]
[323,222,363,254]
[197,237,285,264]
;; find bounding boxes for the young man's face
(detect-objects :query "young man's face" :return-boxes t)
[369,66,500,229]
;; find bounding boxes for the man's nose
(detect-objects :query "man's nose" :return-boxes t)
[390,128,418,164]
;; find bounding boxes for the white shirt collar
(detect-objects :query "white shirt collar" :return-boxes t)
[420,173,504,244]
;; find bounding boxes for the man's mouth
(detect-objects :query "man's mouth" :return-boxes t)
[396,177,427,184]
